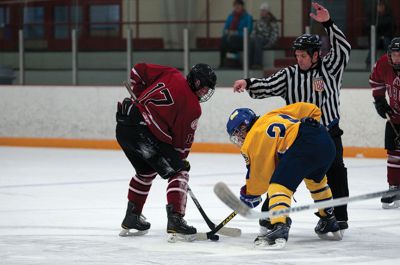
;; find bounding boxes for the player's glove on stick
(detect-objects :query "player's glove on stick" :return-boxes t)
[374,97,392,119]
[182,159,191,172]
[240,185,262,208]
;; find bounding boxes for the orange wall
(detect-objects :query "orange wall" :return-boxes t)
[0,137,387,158]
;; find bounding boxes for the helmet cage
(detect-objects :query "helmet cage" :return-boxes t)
[229,124,248,146]
[197,87,215,103]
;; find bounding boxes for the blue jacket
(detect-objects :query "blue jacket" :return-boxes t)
[223,11,253,38]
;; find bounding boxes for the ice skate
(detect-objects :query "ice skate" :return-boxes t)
[314,210,342,241]
[337,221,348,237]
[119,201,150,237]
[166,204,197,243]
[254,218,291,249]
[381,185,400,209]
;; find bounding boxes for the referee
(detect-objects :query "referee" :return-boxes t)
[233,2,351,233]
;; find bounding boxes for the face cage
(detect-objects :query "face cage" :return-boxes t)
[198,87,215,103]
[229,125,247,146]
[388,51,400,71]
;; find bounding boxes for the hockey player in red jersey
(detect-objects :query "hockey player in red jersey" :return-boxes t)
[116,63,217,241]
[370,37,400,208]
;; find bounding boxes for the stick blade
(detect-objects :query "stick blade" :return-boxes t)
[217,227,242,237]
[213,182,256,218]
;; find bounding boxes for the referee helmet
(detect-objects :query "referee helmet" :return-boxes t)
[292,34,322,56]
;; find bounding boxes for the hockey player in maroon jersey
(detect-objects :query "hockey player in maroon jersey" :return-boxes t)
[370,37,400,208]
[116,63,217,241]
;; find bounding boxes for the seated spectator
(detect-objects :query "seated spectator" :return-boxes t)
[249,2,279,69]
[220,0,253,68]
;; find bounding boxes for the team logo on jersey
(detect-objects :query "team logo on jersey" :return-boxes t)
[313,77,325,92]
[191,118,199,130]
[394,76,400,87]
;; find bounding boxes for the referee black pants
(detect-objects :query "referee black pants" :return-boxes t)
[326,125,348,222]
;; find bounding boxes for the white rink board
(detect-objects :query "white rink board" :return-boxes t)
[0,85,385,147]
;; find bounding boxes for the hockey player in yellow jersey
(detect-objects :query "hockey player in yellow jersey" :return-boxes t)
[226,102,342,249]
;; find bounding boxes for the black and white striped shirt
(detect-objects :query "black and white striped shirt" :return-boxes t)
[246,20,351,128]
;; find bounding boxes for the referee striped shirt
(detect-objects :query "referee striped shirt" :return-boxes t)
[245,20,351,128]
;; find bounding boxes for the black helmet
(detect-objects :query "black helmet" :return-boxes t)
[388,37,400,71]
[187,63,217,103]
[292,34,322,56]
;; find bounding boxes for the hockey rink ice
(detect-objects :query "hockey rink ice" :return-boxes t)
[0,146,399,265]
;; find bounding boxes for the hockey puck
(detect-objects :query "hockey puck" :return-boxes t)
[209,234,219,241]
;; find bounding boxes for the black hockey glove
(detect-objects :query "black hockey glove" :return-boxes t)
[374,97,392,119]
[116,97,135,125]
[182,159,191,172]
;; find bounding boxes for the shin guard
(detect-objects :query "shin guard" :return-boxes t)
[267,183,293,224]
[166,171,189,215]
[304,176,333,216]
[127,171,157,214]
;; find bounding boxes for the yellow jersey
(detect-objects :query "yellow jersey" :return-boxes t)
[241,102,322,195]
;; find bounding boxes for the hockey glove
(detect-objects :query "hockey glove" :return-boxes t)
[116,97,135,125]
[182,159,191,172]
[240,185,262,208]
[374,97,392,119]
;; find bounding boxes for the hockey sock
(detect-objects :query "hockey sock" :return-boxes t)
[127,171,157,214]
[267,183,293,224]
[387,150,400,186]
[166,171,189,215]
[304,176,333,216]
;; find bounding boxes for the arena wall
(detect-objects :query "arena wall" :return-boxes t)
[0,85,386,157]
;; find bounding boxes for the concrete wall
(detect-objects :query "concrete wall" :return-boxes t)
[0,85,384,148]
[0,50,370,87]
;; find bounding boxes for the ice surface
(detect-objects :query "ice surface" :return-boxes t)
[0,147,399,265]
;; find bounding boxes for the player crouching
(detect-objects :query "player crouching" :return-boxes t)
[116,63,217,242]
[226,102,343,249]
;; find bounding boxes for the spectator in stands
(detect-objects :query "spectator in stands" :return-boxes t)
[249,2,279,69]
[366,0,396,69]
[220,0,253,68]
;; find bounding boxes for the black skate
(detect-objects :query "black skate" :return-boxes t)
[381,185,400,209]
[337,220,348,236]
[119,201,151,237]
[314,210,342,241]
[254,217,291,249]
[166,204,197,243]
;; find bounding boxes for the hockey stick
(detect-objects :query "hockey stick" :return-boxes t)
[188,187,241,237]
[123,81,137,100]
[196,211,238,241]
[385,113,400,146]
[213,181,400,219]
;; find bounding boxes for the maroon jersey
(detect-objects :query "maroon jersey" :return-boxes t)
[370,54,400,123]
[129,63,201,159]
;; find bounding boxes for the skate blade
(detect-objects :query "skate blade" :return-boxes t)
[167,233,197,243]
[382,201,400,209]
[317,230,343,241]
[254,238,286,249]
[119,228,149,237]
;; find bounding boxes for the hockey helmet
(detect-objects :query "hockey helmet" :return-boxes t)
[292,34,322,56]
[187,63,217,103]
[388,37,400,71]
[226,108,257,146]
